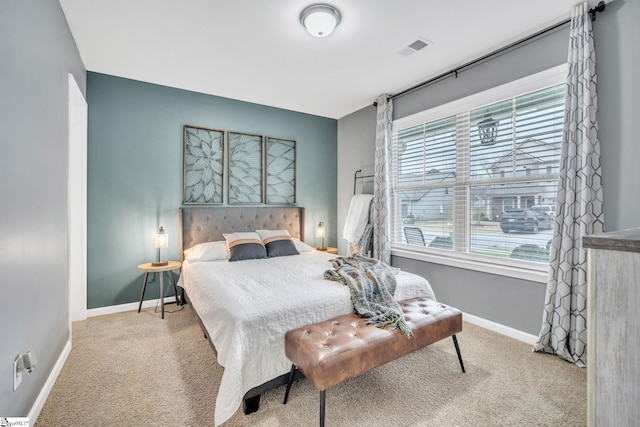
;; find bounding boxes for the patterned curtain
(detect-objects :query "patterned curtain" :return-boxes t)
[372,94,393,264]
[533,2,604,367]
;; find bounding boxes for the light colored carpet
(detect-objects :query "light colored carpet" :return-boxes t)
[36,303,586,426]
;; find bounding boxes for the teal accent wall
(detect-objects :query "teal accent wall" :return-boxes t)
[87,72,337,309]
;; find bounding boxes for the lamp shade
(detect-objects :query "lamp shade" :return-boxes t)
[315,221,326,250]
[155,226,168,249]
[300,4,341,37]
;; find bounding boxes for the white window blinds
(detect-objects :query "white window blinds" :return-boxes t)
[391,66,566,264]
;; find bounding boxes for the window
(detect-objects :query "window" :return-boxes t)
[391,66,566,267]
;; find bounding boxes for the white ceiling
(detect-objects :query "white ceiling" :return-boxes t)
[59,0,583,119]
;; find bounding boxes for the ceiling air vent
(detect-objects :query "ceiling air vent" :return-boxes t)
[396,37,431,57]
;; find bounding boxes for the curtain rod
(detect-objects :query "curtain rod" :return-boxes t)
[374,1,607,106]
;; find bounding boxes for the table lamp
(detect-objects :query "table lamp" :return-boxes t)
[153,226,169,266]
[316,221,326,251]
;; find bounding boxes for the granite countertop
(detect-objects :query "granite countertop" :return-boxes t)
[582,227,640,253]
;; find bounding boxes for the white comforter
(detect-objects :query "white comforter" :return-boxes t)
[177,251,436,426]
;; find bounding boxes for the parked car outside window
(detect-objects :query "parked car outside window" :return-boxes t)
[500,209,543,233]
[531,205,555,230]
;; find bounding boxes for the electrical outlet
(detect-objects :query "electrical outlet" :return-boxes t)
[13,357,22,391]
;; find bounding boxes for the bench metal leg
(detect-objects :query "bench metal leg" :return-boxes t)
[452,334,465,373]
[283,365,296,404]
[282,365,325,426]
[319,390,326,427]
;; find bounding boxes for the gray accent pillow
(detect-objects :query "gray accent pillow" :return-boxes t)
[224,232,268,262]
[256,230,300,258]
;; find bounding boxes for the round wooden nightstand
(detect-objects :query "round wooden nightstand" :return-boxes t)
[137,261,182,319]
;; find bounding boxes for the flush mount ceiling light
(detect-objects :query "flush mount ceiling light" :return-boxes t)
[300,4,341,38]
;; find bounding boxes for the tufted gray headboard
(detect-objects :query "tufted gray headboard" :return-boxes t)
[180,206,305,259]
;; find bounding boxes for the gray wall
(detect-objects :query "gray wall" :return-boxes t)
[392,27,570,120]
[87,73,337,308]
[0,1,85,417]
[596,0,640,230]
[392,256,546,333]
[337,105,376,255]
[337,1,640,335]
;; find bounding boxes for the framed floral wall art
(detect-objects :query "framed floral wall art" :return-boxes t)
[266,136,296,204]
[228,131,264,204]
[183,125,225,204]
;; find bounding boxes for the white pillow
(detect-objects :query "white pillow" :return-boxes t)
[183,241,229,262]
[291,238,314,252]
[256,229,291,240]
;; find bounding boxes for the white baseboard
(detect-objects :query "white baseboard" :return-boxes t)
[87,296,179,318]
[463,312,538,345]
[29,338,72,423]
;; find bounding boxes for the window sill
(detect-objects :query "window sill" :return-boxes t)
[391,244,549,284]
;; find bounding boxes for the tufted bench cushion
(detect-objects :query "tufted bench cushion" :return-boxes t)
[283,297,465,425]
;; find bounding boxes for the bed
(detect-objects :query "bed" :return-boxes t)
[177,206,436,426]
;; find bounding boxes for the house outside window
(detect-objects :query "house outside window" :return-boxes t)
[391,66,566,266]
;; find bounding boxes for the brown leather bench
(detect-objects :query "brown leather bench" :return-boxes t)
[283,297,465,426]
